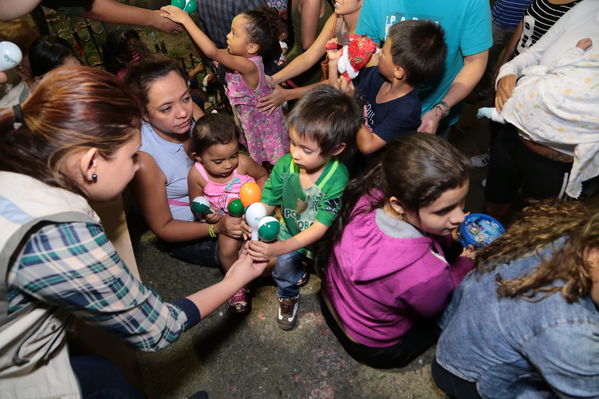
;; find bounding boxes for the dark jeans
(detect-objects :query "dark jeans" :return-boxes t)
[163,238,219,268]
[71,355,146,399]
[320,295,440,369]
[485,124,572,203]
[431,359,482,399]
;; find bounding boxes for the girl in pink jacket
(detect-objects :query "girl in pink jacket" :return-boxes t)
[321,133,475,369]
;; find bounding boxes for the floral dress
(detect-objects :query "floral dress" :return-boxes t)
[225,56,289,165]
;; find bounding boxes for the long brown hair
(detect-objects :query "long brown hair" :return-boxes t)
[317,133,471,270]
[0,66,140,196]
[475,200,599,303]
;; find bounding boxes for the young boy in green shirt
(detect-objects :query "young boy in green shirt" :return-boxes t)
[246,85,362,330]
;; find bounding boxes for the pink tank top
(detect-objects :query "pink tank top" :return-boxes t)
[194,162,255,214]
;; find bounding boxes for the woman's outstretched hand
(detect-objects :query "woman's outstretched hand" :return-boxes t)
[226,242,269,283]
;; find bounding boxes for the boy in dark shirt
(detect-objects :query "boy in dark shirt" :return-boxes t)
[328,20,447,157]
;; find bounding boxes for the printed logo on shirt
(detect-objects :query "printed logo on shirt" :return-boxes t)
[384,13,441,39]
[364,103,375,132]
[322,197,342,214]
[283,208,314,231]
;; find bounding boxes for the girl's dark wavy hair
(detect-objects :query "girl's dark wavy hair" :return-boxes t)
[0,66,140,197]
[29,35,78,78]
[317,133,471,271]
[102,29,150,75]
[242,5,282,73]
[474,200,599,303]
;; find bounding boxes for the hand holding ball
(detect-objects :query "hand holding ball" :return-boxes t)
[170,0,197,13]
[192,196,213,214]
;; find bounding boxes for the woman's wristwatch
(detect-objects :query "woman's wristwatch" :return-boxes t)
[434,100,450,118]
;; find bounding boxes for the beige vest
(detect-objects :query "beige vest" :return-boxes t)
[0,172,100,398]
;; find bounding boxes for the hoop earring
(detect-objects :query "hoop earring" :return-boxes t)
[92,173,97,180]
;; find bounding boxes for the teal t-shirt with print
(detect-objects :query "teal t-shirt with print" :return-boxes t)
[261,154,349,257]
[356,0,492,125]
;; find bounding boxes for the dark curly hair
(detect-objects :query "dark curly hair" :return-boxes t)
[241,5,282,71]
[474,200,599,303]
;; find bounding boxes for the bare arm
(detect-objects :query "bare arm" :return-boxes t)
[186,244,267,317]
[299,0,323,50]
[239,154,269,188]
[83,0,183,34]
[356,125,387,155]
[419,50,488,134]
[161,6,258,88]
[257,81,324,112]
[187,165,206,202]
[495,20,523,74]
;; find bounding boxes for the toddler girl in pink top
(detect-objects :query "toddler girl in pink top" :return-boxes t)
[188,114,268,313]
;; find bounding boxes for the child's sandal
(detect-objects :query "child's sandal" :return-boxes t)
[228,287,251,315]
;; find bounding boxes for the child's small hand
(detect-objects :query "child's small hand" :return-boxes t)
[204,212,221,224]
[160,5,191,25]
[460,244,477,260]
[576,38,593,51]
[217,214,242,239]
[335,76,355,96]
[325,39,342,63]
[247,240,281,262]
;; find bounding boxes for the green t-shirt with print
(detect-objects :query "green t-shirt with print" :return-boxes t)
[261,154,349,258]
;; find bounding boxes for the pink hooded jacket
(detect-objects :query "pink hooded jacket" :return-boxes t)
[324,194,473,347]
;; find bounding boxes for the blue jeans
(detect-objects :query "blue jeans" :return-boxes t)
[71,355,146,399]
[272,250,309,298]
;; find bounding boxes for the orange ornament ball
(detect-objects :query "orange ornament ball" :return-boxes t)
[239,182,261,207]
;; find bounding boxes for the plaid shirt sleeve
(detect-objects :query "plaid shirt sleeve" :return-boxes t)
[9,222,198,352]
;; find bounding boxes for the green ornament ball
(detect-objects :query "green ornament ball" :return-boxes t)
[258,216,280,242]
[170,0,186,9]
[183,0,197,13]
[227,198,244,217]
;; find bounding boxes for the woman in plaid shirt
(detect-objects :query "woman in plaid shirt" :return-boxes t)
[0,66,267,398]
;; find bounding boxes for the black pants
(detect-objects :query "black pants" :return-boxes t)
[320,295,440,369]
[485,124,572,203]
[431,359,482,399]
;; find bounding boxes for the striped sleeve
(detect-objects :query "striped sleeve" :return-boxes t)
[491,0,532,28]
[9,222,199,352]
